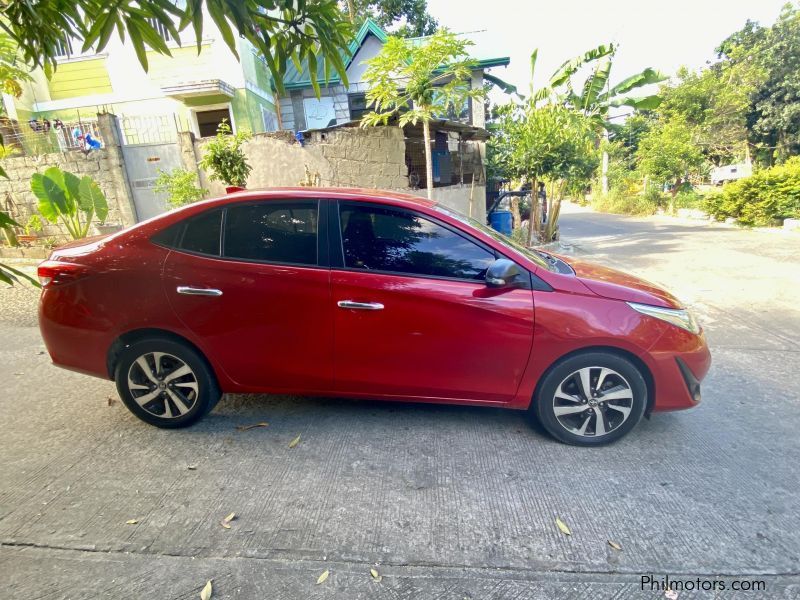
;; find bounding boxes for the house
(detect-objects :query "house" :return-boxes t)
[2,7,278,149]
[276,19,509,133]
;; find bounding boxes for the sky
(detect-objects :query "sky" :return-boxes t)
[425,0,790,97]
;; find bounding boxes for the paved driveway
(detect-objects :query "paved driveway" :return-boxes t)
[1,205,799,599]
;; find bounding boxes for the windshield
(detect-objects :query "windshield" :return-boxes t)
[432,204,555,272]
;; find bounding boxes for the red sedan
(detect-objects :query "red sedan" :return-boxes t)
[38,188,710,446]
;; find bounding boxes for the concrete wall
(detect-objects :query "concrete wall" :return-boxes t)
[193,126,408,197]
[401,185,487,223]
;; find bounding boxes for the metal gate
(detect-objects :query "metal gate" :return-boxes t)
[117,115,184,222]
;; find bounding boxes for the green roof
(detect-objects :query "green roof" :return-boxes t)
[281,19,510,91]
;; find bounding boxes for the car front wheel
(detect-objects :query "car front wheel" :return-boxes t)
[114,337,221,428]
[533,352,647,446]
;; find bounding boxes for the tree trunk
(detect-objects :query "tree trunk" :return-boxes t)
[423,119,433,200]
[510,197,521,230]
[601,129,609,194]
[527,177,539,247]
[346,0,356,22]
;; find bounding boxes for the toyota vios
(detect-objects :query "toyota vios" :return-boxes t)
[38,188,711,445]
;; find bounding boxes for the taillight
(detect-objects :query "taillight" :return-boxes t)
[37,261,90,287]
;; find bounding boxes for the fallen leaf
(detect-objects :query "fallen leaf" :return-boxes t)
[288,434,301,449]
[200,579,212,600]
[125,519,138,525]
[665,590,679,600]
[316,569,329,584]
[607,540,622,551]
[370,568,382,582]
[235,422,269,431]
[555,517,571,536]
[107,397,116,406]
[220,512,236,529]
[187,465,197,470]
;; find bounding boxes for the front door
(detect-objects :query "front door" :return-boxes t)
[331,202,535,403]
[162,199,332,392]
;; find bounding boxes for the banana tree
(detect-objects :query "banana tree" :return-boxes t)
[31,167,109,240]
[550,45,666,193]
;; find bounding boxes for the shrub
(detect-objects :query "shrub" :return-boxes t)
[704,158,800,226]
[154,168,207,208]
[198,120,252,187]
[30,167,108,239]
[592,187,659,216]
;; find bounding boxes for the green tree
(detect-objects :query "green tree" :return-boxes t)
[746,4,800,163]
[636,117,705,198]
[344,0,437,37]
[361,29,483,199]
[0,0,352,96]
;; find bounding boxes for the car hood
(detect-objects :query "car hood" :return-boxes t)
[563,256,682,309]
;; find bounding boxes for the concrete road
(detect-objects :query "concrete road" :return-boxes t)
[2,206,799,599]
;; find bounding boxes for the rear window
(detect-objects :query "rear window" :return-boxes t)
[151,209,222,256]
[179,209,222,255]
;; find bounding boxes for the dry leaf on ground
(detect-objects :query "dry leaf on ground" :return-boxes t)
[288,434,301,448]
[220,512,236,529]
[370,568,382,582]
[555,518,571,536]
[200,580,212,600]
[235,422,269,431]
[608,540,622,551]
[125,519,138,525]
[317,569,329,584]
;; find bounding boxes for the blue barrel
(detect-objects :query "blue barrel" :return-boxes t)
[489,210,513,236]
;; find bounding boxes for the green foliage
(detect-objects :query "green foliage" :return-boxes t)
[0,209,39,286]
[0,34,31,101]
[0,0,352,97]
[154,168,207,208]
[591,188,659,216]
[636,118,705,189]
[346,0,437,37]
[746,5,800,163]
[703,158,800,226]
[25,214,43,236]
[362,30,482,127]
[30,166,108,239]
[198,121,252,187]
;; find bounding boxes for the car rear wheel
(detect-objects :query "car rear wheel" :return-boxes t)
[114,338,220,428]
[533,352,647,446]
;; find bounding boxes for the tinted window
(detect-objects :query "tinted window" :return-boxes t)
[224,201,318,265]
[179,209,222,255]
[339,204,495,280]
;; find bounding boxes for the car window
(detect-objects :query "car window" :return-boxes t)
[339,204,495,280]
[179,209,222,256]
[224,201,318,265]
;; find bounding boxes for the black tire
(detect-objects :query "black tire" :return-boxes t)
[114,337,221,429]
[532,352,647,446]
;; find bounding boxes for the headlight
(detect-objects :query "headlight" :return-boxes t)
[627,302,701,334]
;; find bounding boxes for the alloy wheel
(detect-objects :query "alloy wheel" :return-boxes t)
[552,366,634,438]
[126,352,199,419]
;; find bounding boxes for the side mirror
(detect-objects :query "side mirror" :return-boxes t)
[485,258,525,289]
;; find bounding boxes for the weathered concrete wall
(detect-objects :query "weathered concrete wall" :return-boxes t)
[401,184,487,223]
[194,126,408,197]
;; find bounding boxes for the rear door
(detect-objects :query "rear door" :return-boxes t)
[331,201,535,403]
[161,199,333,392]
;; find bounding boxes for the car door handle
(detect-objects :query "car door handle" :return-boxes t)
[337,300,384,311]
[177,286,223,297]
